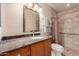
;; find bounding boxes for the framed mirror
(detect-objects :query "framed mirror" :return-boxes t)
[23,5,40,34]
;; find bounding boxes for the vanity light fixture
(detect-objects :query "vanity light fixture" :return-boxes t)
[27,3,34,8]
[33,4,39,11]
[66,4,70,7]
[25,3,42,13]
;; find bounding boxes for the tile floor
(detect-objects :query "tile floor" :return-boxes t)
[63,48,79,56]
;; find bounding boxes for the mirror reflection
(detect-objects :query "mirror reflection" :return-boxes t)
[23,5,39,33]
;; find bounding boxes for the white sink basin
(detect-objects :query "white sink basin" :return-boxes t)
[31,36,44,40]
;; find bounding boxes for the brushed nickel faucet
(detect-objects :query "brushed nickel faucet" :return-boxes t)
[32,30,35,37]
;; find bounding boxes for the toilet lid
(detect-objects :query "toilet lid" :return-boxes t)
[52,43,64,49]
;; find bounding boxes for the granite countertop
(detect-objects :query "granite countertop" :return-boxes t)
[0,35,52,54]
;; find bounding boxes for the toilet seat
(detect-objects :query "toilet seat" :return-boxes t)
[52,43,64,49]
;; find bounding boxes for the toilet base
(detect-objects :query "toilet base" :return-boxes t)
[51,51,62,56]
[54,51,62,56]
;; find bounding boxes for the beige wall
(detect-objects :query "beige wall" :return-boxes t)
[1,3,23,36]
[0,4,1,25]
[0,27,1,41]
[1,3,57,36]
[58,7,79,52]
[0,2,1,40]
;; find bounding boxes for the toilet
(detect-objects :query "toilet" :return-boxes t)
[51,43,64,56]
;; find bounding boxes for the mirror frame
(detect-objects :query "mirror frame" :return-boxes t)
[23,5,40,33]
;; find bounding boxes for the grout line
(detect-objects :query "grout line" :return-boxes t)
[60,32,79,35]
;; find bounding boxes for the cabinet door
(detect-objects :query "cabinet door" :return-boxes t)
[0,50,18,56]
[31,42,45,56]
[43,39,51,56]
[7,50,17,56]
[18,46,30,56]
[0,46,30,56]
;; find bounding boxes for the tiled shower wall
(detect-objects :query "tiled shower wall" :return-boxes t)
[58,7,79,52]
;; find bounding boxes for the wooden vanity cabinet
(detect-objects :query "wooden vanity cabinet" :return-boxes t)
[18,46,30,56]
[7,50,17,56]
[0,39,51,56]
[0,50,17,56]
[31,39,51,56]
[31,41,45,56]
[0,46,30,56]
[43,39,51,56]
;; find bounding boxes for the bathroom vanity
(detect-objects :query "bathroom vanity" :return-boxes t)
[0,4,52,56]
[0,36,52,56]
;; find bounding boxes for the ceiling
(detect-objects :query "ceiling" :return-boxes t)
[47,3,79,13]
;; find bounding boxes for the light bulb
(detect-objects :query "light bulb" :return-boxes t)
[34,4,39,11]
[38,8,42,12]
[66,4,70,7]
[28,3,33,8]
